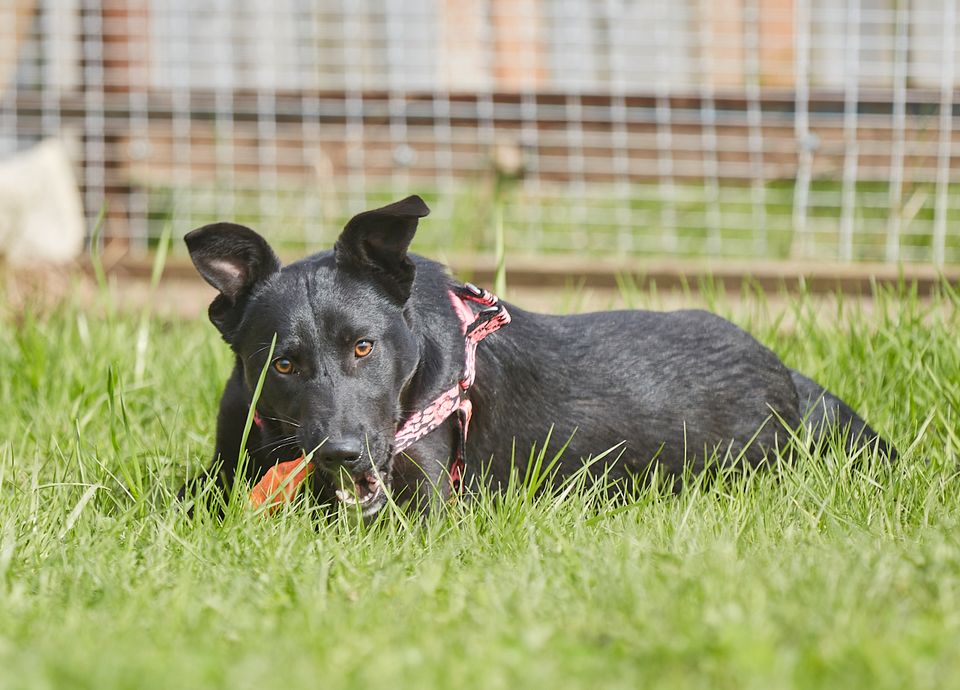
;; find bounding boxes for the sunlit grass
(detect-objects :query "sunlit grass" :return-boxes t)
[0,277,957,689]
[145,180,960,264]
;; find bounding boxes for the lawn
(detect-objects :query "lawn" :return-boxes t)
[145,179,960,263]
[0,276,958,690]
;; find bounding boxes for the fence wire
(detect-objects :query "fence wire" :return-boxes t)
[2,0,960,264]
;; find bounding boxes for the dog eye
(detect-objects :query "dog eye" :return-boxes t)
[273,357,295,374]
[354,340,374,358]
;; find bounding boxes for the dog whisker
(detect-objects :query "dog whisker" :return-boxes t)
[258,413,301,428]
[251,435,300,455]
[247,341,278,362]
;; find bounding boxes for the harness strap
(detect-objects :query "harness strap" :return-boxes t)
[393,283,510,494]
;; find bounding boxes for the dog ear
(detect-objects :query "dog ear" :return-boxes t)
[334,195,430,303]
[184,222,281,335]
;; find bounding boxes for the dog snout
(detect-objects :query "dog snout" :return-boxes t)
[316,437,364,470]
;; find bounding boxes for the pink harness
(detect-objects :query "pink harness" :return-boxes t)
[393,282,511,492]
[253,282,510,495]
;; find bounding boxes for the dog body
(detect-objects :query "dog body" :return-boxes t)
[184,196,894,516]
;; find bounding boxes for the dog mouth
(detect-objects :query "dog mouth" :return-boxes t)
[333,469,388,517]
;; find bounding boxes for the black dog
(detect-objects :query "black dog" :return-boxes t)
[182,195,895,516]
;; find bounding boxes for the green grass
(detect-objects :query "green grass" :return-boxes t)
[146,179,960,263]
[0,278,959,689]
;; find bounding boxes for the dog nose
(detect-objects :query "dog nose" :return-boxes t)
[317,437,363,468]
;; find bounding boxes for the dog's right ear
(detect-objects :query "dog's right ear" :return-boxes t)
[184,223,281,336]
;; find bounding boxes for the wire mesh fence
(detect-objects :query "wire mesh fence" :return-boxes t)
[1,0,960,264]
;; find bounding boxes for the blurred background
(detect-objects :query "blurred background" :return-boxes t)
[1,0,959,270]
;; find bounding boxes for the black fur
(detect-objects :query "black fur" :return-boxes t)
[180,195,896,515]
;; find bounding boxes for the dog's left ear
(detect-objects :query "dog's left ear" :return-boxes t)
[334,195,430,303]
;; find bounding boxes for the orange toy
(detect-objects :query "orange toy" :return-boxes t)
[249,458,313,511]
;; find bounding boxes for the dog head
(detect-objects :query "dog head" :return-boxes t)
[185,195,430,517]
